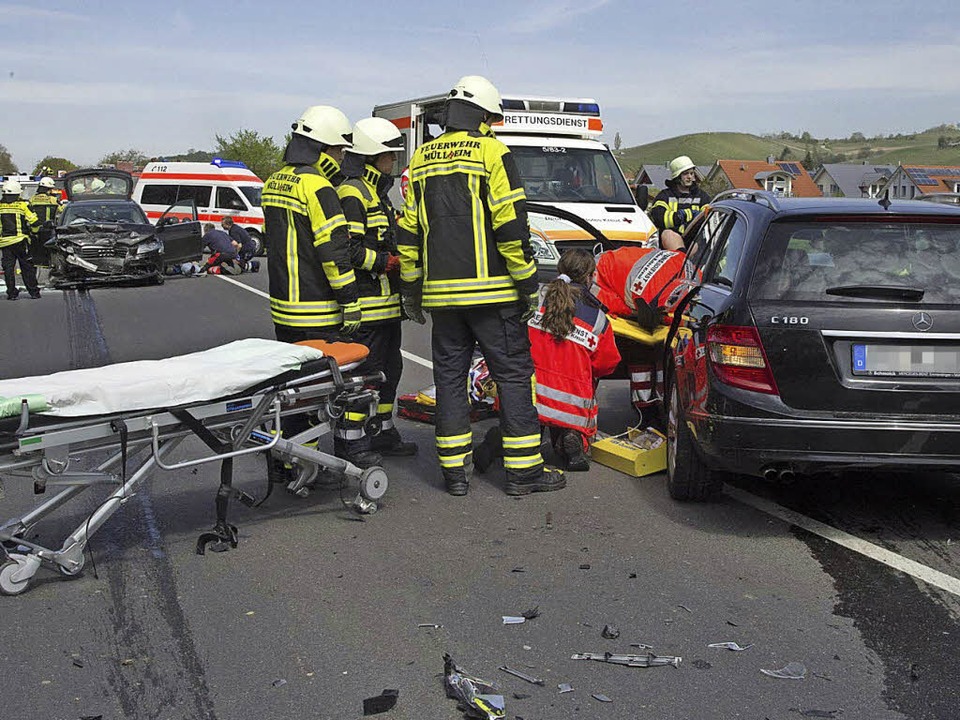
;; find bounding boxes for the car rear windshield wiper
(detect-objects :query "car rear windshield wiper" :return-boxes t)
[825,284,925,301]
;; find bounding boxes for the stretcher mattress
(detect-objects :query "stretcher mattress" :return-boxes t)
[0,338,328,419]
[608,316,670,346]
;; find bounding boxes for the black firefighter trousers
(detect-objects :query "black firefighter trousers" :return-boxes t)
[2,240,40,299]
[431,305,544,483]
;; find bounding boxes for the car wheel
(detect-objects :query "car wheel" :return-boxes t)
[248,229,265,257]
[666,375,724,501]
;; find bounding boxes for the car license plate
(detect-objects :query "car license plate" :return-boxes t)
[852,344,960,377]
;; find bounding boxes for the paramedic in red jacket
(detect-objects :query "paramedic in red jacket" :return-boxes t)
[593,245,686,425]
[528,249,621,470]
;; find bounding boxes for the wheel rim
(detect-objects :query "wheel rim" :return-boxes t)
[667,384,678,479]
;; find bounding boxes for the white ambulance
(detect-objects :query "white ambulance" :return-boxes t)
[373,93,656,277]
[134,159,265,250]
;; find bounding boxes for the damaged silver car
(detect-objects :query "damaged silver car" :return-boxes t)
[49,169,203,289]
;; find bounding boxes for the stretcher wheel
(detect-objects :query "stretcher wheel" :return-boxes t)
[359,466,388,502]
[0,561,30,596]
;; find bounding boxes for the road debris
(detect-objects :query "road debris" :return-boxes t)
[558,683,574,694]
[629,643,654,650]
[443,653,505,720]
[579,564,591,570]
[499,665,545,686]
[521,606,540,620]
[502,616,526,625]
[571,652,681,668]
[363,688,399,716]
[761,662,807,680]
[707,642,753,651]
[601,625,620,639]
[592,693,613,703]
[272,679,287,688]
[513,692,531,700]
[678,604,692,613]
[418,623,443,629]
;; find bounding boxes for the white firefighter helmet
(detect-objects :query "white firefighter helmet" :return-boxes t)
[1,179,22,196]
[39,176,56,189]
[448,75,503,121]
[350,117,404,156]
[291,105,353,148]
[669,156,696,180]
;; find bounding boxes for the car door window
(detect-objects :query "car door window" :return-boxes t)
[703,211,747,287]
[683,208,730,281]
[216,187,247,211]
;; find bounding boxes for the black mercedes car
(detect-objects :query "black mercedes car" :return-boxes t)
[49,169,203,288]
[663,190,960,500]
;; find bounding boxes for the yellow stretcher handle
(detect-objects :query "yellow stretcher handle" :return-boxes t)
[608,315,670,347]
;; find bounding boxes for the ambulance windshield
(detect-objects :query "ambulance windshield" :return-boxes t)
[510,146,634,205]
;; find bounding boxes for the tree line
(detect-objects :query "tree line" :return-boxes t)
[0,130,286,181]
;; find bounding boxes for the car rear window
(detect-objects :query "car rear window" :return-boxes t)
[751,217,960,303]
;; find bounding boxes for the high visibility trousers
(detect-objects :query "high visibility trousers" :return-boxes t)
[350,321,403,431]
[1,241,39,298]
[431,306,543,481]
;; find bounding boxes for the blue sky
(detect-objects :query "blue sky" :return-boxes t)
[3,0,959,172]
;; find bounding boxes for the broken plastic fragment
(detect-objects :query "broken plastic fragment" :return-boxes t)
[592,693,613,703]
[513,692,531,700]
[578,563,591,570]
[521,606,540,620]
[443,653,505,720]
[272,679,287,688]
[502,616,526,625]
[499,665,545,686]
[418,623,443,629]
[558,683,574,694]
[571,652,682,668]
[601,625,620,639]
[363,688,399,715]
[707,642,753,652]
[629,643,654,650]
[761,662,807,680]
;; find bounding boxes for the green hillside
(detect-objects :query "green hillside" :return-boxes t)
[618,126,960,177]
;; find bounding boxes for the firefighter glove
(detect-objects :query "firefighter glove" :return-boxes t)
[341,301,362,335]
[401,284,426,325]
[519,290,540,323]
[384,254,401,274]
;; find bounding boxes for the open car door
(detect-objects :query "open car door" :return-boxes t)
[157,200,203,265]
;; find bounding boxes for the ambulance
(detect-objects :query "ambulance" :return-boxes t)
[133,159,265,251]
[373,93,657,278]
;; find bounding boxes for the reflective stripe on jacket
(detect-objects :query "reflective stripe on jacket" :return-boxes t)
[27,192,60,225]
[262,157,357,328]
[528,286,621,435]
[0,201,39,248]
[337,165,401,324]
[649,182,711,235]
[593,246,685,318]
[396,125,537,308]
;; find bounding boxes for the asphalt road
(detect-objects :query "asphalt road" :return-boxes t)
[0,267,958,720]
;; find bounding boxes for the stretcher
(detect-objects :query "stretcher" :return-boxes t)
[0,338,387,596]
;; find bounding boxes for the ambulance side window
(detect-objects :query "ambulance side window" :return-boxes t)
[176,185,212,207]
[139,185,177,206]
[216,187,247,211]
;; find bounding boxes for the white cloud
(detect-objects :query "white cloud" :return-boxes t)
[507,0,613,34]
[0,4,87,22]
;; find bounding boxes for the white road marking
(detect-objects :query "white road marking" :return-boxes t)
[726,486,960,598]
[216,274,434,370]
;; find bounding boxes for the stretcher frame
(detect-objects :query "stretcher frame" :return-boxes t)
[0,353,387,596]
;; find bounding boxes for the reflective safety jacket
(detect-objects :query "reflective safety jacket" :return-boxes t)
[594,246,686,318]
[0,200,39,249]
[649,182,711,235]
[337,164,400,325]
[262,155,358,329]
[27,192,60,226]
[528,285,621,435]
[396,125,538,309]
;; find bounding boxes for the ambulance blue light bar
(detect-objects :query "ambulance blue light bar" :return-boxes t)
[211,158,249,169]
[562,102,600,115]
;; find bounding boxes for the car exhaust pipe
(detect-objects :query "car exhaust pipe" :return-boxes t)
[763,467,779,482]
[778,469,796,485]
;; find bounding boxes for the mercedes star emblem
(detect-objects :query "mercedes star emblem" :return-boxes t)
[912,311,933,331]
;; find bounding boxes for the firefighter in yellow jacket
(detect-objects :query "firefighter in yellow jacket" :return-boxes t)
[337,117,418,457]
[1,179,42,300]
[262,106,378,468]
[27,176,61,267]
[397,75,565,497]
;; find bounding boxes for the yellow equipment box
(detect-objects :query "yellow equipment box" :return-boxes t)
[590,427,667,477]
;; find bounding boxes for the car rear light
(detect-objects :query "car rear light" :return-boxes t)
[706,325,780,395]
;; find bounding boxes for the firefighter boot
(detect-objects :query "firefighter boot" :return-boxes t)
[371,427,419,456]
[504,466,567,496]
[472,426,503,473]
[334,438,383,470]
[558,430,590,472]
[443,452,473,496]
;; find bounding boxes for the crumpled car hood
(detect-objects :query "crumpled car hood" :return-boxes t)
[55,223,156,247]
